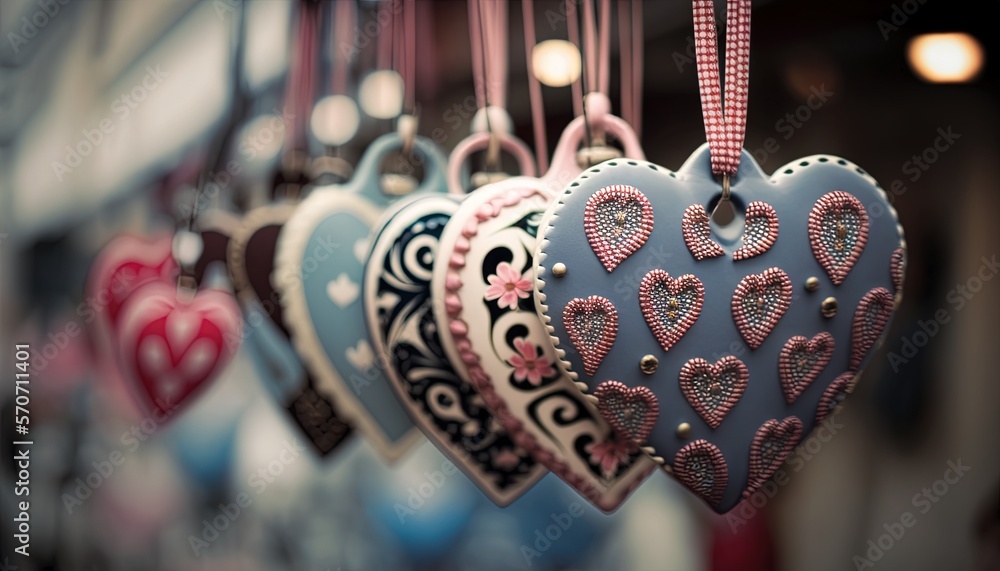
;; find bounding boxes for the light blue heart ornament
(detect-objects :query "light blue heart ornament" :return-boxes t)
[535,145,905,512]
[276,134,447,461]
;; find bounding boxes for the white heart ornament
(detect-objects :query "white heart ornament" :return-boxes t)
[431,115,656,511]
[276,134,448,461]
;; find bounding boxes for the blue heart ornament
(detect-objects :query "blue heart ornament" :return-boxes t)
[276,134,448,462]
[535,145,905,512]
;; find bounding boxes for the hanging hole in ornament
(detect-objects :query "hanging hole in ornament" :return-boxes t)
[818,157,829,163]
[379,149,426,196]
[708,191,746,242]
[837,159,847,166]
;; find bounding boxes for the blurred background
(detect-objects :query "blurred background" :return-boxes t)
[1,0,998,570]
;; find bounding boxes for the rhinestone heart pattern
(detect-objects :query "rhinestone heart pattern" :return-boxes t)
[891,248,906,295]
[809,190,870,285]
[678,356,749,429]
[584,185,654,272]
[733,201,779,261]
[815,372,853,424]
[673,440,729,508]
[594,380,660,444]
[778,332,835,404]
[563,296,619,376]
[731,267,793,350]
[850,287,894,370]
[745,416,803,498]
[682,204,725,260]
[639,270,704,352]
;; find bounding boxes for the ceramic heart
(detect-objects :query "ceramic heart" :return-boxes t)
[229,203,353,456]
[365,193,544,506]
[86,233,178,414]
[430,115,654,511]
[277,134,447,461]
[86,233,178,331]
[535,145,905,512]
[117,282,241,418]
[431,178,655,512]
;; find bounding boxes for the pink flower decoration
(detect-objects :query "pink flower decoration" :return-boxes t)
[585,432,634,478]
[485,262,532,309]
[509,337,555,385]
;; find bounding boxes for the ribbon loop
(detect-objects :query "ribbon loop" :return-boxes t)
[693,0,751,178]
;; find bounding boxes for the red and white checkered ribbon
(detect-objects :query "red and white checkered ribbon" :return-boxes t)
[693,0,751,177]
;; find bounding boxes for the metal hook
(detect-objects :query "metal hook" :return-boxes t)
[486,129,502,172]
[398,113,418,156]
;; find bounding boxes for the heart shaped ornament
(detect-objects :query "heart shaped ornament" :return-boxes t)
[430,115,655,511]
[276,134,444,462]
[86,233,179,414]
[365,190,545,506]
[229,203,353,456]
[535,145,906,512]
[117,281,242,418]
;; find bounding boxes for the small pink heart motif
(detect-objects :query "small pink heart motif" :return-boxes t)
[778,332,835,404]
[731,267,793,350]
[117,282,241,417]
[733,201,779,261]
[816,372,853,424]
[639,270,704,352]
[809,190,870,285]
[850,287,894,370]
[563,296,619,376]
[891,248,906,294]
[682,204,724,261]
[745,416,802,497]
[673,439,729,508]
[593,380,659,443]
[584,185,654,272]
[679,356,749,429]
